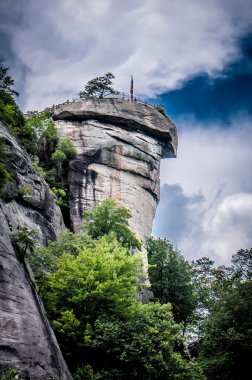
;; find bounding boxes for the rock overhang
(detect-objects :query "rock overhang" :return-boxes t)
[52,98,178,158]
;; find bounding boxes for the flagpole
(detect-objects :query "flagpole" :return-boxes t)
[130,75,134,102]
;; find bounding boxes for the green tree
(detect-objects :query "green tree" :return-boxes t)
[84,199,141,251]
[78,72,119,99]
[190,257,218,337]
[38,116,58,162]
[230,248,252,281]
[40,233,142,370]
[198,280,252,380]
[0,58,18,96]
[44,235,141,322]
[85,302,205,380]
[25,111,54,139]
[147,237,196,327]
[190,250,252,379]
[51,136,77,176]
[0,137,12,191]
[0,86,25,143]
[29,231,93,282]
[31,201,205,377]
[0,59,41,156]
[12,227,38,261]
[51,149,67,176]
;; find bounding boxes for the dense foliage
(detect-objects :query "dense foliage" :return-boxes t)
[83,199,141,251]
[0,59,37,155]
[23,111,77,210]
[78,72,119,99]
[29,201,204,379]
[195,249,252,379]
[0,137,12,192]
[85,303,204,380]
[147,237,196,327]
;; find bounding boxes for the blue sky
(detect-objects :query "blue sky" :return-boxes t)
[1,0,252,264]
[158,35,252,123]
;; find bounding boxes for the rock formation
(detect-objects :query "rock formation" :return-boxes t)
[0,124,71,379]
[0,98,177,376]
[53,98,177,246]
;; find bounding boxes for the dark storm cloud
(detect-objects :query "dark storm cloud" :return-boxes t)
[152,184,205,245]
[0,0,30,105]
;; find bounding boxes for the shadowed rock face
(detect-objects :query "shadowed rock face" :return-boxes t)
[53,99,178,246]
[0,124,71,379]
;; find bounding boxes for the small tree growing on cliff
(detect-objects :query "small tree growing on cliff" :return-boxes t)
[78,72,119,99]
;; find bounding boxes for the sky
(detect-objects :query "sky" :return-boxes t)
[1,0,252,265]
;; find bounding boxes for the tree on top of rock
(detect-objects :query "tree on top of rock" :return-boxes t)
[78,72,119,99]
[0,58,19,97]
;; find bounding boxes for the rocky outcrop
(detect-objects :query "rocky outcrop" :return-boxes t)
[0,124,71,379]
[53,98,177,246]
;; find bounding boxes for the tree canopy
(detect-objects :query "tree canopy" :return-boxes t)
[78,72,119,99]
[29,201,204,378]
[0,58,19,96]
[147,237,196,327]
[0,59,25,138]
[83,199,141,251]
[198,280,252,380]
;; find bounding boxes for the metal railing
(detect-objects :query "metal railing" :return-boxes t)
[24,92,157,118]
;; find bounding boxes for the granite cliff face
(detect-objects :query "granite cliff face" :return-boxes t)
[0,124,71,379]
[53,98,177,246]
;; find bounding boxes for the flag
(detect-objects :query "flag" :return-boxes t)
[130,75,133,102]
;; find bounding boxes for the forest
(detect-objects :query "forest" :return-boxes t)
[0,60,251,380]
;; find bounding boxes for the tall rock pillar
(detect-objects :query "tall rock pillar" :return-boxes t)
[53,98,177,246]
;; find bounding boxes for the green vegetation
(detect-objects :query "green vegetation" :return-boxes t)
[0,58,75,212]
[147,238,252,379]
[18,185,32,198]
[147,237,196,328]
[0,368,28,380]
[195,249,252,380]
[51,136,77,176]
[84,302,204,380]
[0,369,18,380]
[78,72,119,99]
[0,137,12,192]
[154,104,168,117]
[29,200,203,379]
[0,59,36,155]
[83,199,141,250]
[21,111,76,210]
[12,227,38,257]
[27,199,252,379]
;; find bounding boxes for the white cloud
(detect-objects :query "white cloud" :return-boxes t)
[2,0,252,110]
[160,114,252,198]
[154,115,252,264]
[202,193,252,264]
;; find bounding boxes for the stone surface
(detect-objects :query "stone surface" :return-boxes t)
[53,98,178,248]
[0,124,72,379]
[53,98,178,158]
